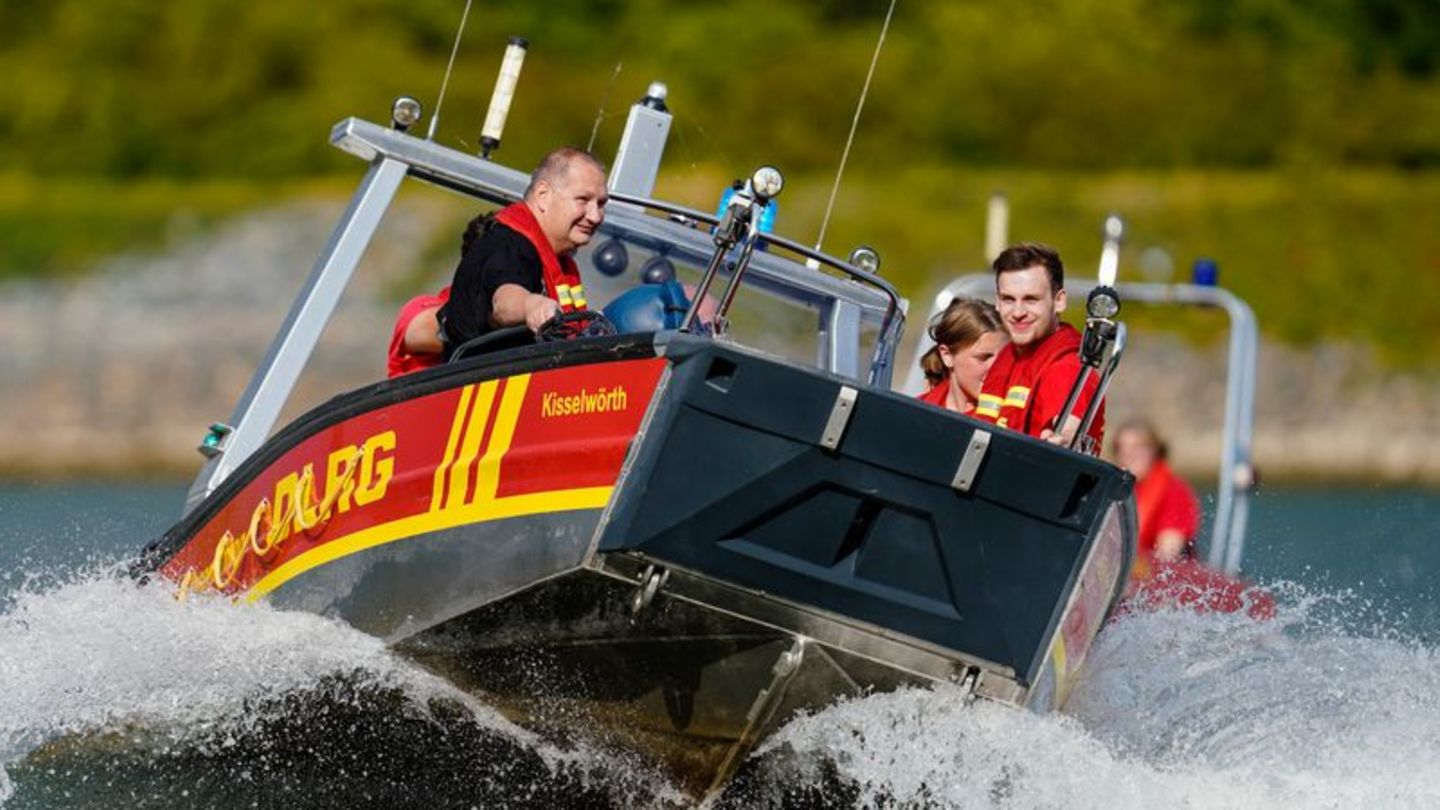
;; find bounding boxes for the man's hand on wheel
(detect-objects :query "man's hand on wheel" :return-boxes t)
[524,295,560,333]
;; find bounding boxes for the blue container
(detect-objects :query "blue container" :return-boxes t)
[603,281,693,333]
[715,185,777,234]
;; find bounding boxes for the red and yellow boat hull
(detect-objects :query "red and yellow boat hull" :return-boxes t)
[159,354,666,637]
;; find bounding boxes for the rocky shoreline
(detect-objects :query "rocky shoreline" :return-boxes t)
[3,201,1438,486]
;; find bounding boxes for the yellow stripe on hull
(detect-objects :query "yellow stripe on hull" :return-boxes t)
[246,485,614,600]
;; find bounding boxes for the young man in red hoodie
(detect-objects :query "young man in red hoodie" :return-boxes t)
[974,242,1104,451]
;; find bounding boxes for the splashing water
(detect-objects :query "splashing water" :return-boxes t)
[1,572,435,758]
[5,543,1439,808]
[0,569,684,809]
[727,588,1440,809]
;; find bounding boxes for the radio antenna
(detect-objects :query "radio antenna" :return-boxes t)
[587,61,625,152]
[427,0,475,140]
[814,0,897,253]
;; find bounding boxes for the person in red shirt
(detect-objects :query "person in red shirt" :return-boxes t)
[386,214,495,378]
[916,297,1007,414]
[1114,420,1201,579]
[973,242,1104,451]
[386,286,450,377]
[1113,419,1273,619]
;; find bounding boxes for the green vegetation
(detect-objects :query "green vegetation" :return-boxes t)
[3,0,1436,177]
[739,166,1440,368]
[1,0,1437,364]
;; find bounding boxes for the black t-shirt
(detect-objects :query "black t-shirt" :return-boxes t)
[438,219,543,357]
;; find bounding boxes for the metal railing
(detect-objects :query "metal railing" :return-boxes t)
[183,117,909,514]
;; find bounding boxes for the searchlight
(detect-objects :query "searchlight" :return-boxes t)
[390,96,423,133]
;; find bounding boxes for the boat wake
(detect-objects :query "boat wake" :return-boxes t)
[723,586,1440,809]
[4,567,1438,808]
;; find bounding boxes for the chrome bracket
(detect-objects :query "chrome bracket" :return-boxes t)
[630,563,670,616]
[956,666,981,704]
[706,636,810,798]
[951,429,991,492]
[819,385,859,450]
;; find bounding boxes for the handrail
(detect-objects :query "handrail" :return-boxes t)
[331,117,904,385]
[605,190,906,385]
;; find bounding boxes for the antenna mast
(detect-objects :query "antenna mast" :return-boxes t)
[587,62,625,152]
[814,0,898,253]
[427,0,475,140]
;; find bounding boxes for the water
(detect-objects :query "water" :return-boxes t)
[2,481,1439,808]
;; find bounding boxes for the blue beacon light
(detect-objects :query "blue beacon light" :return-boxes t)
[1192,258,1219,287]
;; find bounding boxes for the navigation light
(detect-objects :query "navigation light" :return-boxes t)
[481,36,530,158]
[848,245,882,275]
[1097,213,1123,288]
[391,97,423,132]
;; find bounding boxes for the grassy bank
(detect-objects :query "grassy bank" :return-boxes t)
[4,166,1438,368]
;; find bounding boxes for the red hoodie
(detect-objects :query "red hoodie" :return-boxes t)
[974,322,1105,449]
[386,286,450,378]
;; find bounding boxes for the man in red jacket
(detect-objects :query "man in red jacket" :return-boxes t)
[974,242,1104,450]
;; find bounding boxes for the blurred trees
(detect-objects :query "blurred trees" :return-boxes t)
[1,0,1437,178]
[1,0,1436,367]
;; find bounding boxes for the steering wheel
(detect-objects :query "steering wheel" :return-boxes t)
[535,310,616,342]
[448,310,616,363]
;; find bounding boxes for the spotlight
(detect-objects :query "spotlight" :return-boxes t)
[592,239,629,277]
[640,256,677,285]
[847,245,881,275]
[749,166,784,200]
[391,96,423,132]
[1086,286,1121,320]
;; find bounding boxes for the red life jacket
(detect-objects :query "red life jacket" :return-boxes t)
[493,202,588,313]
[974,323,1104,448]
[917,381,980,414]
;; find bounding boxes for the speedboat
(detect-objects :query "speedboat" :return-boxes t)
[137,83,1136,799]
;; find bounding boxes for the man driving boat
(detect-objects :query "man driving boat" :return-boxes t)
[974,242,1105,449]
[436,147,608,356]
